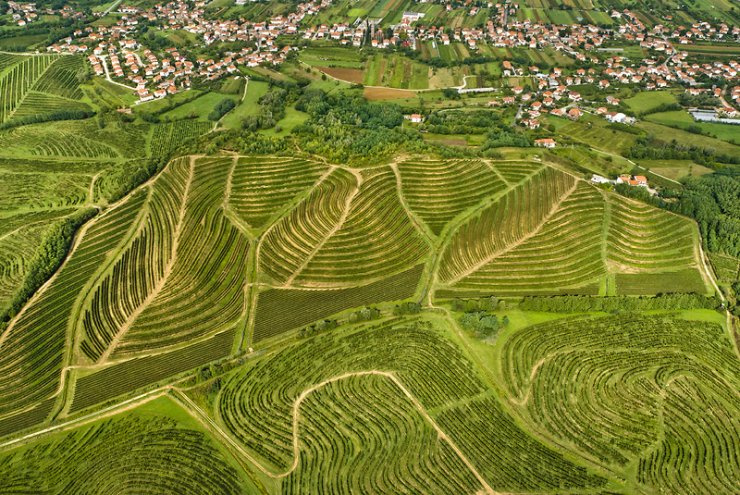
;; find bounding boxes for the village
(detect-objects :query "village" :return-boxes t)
[17,0,734,113]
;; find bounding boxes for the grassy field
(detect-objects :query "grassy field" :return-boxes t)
[625,90,677,114]
[645,110,740,144]
[261,106,309,136]
[638,120,740,155]
[298,46,364,69]
[221,80,269,130]
[637,159,714,180]
[161,92,238,121]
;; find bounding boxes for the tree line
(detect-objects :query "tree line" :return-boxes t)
[518,293,722,312]
[617,169,740,258]
[0,208,97,331]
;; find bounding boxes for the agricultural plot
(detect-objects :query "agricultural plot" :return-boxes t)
[553,114,641,154]
[260,166,429,288]
[437,162,707,296]
[0,181,88,316]
[638,121,740,156]
[78,157,249,362]
[252,265,424,342]
[31,55,87,100]
[0,118,151,161]
[606,194,698,274]
[708,252,739,284]
[679,42,740,60]
[516,4,615,26]
[149,120,212,159]
[0,397,257,494]
[644,110,740,144]
[161,92,237,121]
[439,166,578,285]
[397,159,508,236]
[9,91,92,122]
[283,374,481,494]
[499,313,739,494]
[71,329,235,412]
[298,47,363,69]
[218,316,607,492]
[0,157,103,317]
[0,224,52,315]
[0,154,716,443]
[363,53,433,90]
[417,5,494,29]
[638,159,713,181]
[445,182,606,296]
[0,54,59,124]
[0,189,147,422]
[228,156,326,232]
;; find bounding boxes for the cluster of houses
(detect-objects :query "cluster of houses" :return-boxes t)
[38,0,739,107]
[4,1,38,26]
[303,22,368,47]
[493,47,737,130]
[3,1,83,26]
[46,0,326,102]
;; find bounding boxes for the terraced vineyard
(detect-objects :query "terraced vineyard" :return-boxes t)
[0,154,732,494]
[0,155,713,423]
[218,316,608,492]
[607,195,698,272]
[445,182,606,295]
[228,156,326,232]
[0,54,59,123]
[436,164,707,297]
[78,157,249,362]
[396,159,508,236]
[1,166,90,311]
[0,189,147,421]
[285,374,482,494]
[0,398,258,493]
[150,120,213,159]
[261,166,429,287]
[498,313,739,495]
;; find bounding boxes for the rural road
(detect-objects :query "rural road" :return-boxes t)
[98,55,137,91]
[175,370,497,493]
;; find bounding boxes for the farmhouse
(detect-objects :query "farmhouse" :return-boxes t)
[405,114,424,123]
[617,174,649,187]
[534,138,556,148]
[605,112,635,125]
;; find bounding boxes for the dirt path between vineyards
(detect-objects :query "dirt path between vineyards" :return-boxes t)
[174,370,499,493]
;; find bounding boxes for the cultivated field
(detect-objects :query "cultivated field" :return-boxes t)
[0,155,713,434]
[0,396,259,493]
[217,316,609,493]
[0,148,734,493]
[498,312,739,494]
